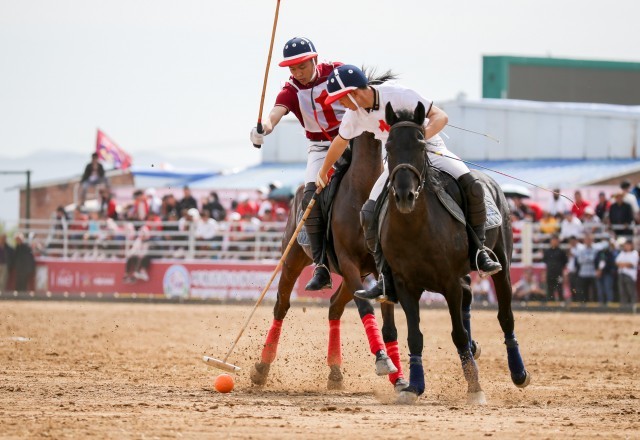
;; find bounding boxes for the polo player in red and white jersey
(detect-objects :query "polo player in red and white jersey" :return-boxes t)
[250,37,346,291]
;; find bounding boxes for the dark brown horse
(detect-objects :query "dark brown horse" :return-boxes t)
[250,130,408,391]
[381,102,531,404]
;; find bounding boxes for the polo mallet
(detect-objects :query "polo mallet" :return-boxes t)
[203,188,322,372]
[253,0,281,149]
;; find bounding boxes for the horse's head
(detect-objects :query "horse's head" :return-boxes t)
[385,101,427,214]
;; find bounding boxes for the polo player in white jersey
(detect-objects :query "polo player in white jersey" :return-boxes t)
[314,65,502,302]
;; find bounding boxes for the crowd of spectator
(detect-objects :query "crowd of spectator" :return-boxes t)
[507,180,640,310]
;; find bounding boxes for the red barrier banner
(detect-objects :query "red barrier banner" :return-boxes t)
[36,258,340,300]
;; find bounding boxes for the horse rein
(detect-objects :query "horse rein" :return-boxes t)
[387,121,428,199]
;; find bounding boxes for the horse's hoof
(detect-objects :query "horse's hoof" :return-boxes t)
[471,340,481,360]
[394,378,410,393]
[375,351,398,376]
[396,389,419,405]
[467,390,487,405]
[327,365,343,390]
[250,362,270,386]
[513,370,532,388]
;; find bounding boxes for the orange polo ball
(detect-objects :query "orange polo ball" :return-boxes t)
[214,374,234,393]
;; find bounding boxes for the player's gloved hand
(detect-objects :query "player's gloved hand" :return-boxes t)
[250,127,264,148]
[315,171,328,190]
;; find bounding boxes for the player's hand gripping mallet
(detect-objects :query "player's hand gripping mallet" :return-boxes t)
[203,188,322,372]
[253,0,281,148]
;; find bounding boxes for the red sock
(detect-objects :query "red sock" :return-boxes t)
[385,340,404,384]
[361,314,385,355]
[327,320,342,366]
[260,319,283,364]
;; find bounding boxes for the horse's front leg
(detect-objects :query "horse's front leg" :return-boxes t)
[250,244,308,386]
[380,302,407,391]
[461,275,481,359]
[492,270,531,388]
[395,279,424,405]
[446,281,486,405]
[325,282,348,390]
[337,261,397,378]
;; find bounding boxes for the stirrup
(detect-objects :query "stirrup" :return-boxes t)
[476,247,502,278]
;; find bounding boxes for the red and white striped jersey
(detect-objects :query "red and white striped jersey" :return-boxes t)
[275,62,346,142]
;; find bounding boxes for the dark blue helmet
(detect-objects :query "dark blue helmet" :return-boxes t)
[278,37,318,67]
[325,65,368,105]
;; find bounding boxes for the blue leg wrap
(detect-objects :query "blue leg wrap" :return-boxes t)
[462,304,472,351]
[505,334,527,383]
[409,355,425,395]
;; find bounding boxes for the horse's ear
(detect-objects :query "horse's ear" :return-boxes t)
[413,102,426,126]
[385,102,398,126]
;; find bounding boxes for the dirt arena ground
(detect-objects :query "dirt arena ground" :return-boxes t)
[0,301,638,439]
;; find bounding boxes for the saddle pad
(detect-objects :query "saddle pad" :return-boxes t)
[378,182,502,235]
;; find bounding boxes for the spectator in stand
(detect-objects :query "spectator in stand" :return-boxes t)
[162,194,179,219]
[13,233,35,291]
[162,209,181,253]
[145,188,163,216]
[69,207,89,251]
[145,210,163,240]
[594,191,610,222]
[257,187,274,220]
[571,190,591,220]
[559,211,584,242]
[595,238,618,306]
[123,226,159,283]
[619,180,639,220]
[608,192,634,237]
[275,207,287,222]
[471,273,495,304]
[512,268,546,301]
[203,192,227,221]
[178,186,198,212]
[196,209,219,257]
[542,234,568,301]
[581,206,601,235]
[236,193,258,218]
[547,188,570,217]
[130,190,149,223]
[566,236,584,301]
[539,211,560,235]
[80,153,109,206]
[0,234,14,292]
[47,206,69,254]
[523,198,544,221]
[616,239,638,311]
[98,188,118,220]
[575,234,598,303]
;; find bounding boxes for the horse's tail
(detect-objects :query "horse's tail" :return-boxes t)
[362,66,398,85]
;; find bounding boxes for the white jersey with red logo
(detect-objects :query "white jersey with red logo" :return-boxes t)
[338,83,444,149]
[275,62,346,142]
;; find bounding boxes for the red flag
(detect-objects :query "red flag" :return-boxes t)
[96,129,132,170]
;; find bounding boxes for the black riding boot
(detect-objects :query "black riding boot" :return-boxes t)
[359,199,377,253]
[354,199,397,303]
[458,173,502,276]
[354,263,397,304]
[303,183,332,291]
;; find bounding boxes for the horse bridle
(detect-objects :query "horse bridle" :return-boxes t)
[387,121,429,199]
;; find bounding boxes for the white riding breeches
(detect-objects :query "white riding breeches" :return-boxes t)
[305,141,331,184]
[368,145,470,202]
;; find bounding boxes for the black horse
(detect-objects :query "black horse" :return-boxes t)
[381,101,531,404]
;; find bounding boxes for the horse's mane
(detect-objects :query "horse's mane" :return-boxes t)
[362,66,398,85]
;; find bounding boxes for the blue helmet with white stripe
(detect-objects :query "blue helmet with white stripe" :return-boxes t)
[279,37,318,67]
[324,65,368,105]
